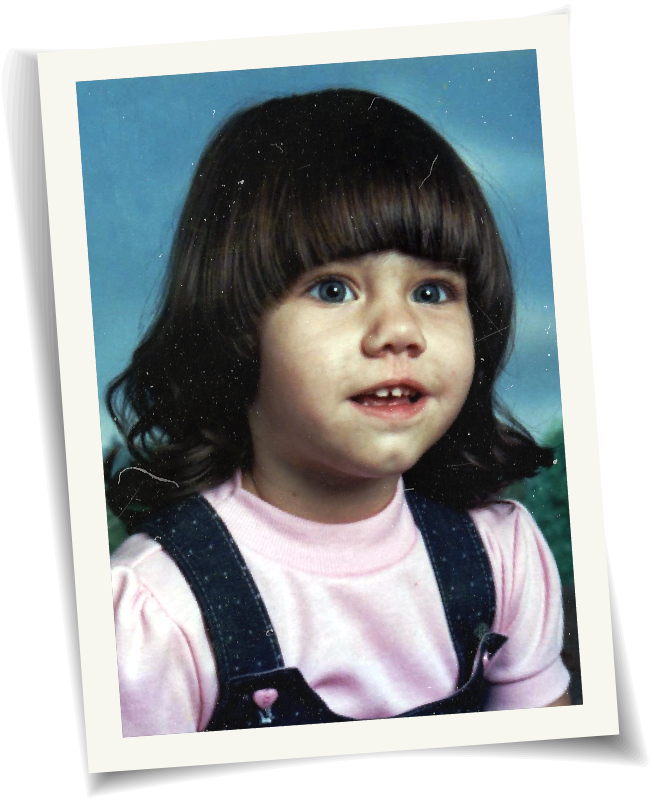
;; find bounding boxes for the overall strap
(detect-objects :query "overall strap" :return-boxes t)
[405,492,496,688]
[139,495,284,692]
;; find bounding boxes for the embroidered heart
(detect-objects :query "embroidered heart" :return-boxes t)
[253,688,278,710]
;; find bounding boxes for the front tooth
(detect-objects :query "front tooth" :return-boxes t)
[391,387,403,397]
[375,388,390,397]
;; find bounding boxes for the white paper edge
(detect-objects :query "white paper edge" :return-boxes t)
[36,14,617,774]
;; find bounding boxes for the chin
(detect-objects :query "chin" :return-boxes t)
[354,450,425,479]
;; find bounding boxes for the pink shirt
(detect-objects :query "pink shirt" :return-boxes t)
[111,474,569,736]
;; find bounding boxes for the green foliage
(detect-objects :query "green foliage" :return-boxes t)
[108,506,129,554]
[106,418,575,587]
[502,419,574,586]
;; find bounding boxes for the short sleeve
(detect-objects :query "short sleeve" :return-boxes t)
[111,535,218,736]
[470,502,570,710]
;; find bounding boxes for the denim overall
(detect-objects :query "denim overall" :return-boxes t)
[140,492,507,731]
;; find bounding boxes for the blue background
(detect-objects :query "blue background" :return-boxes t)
[76,49,560,449]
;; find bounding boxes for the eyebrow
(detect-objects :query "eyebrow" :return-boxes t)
[426,261,466,275]
[406,259,468,281]
[336,254,467,271]
[306,255,468,281]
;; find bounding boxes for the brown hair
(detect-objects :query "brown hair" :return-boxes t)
[105,88,552,526]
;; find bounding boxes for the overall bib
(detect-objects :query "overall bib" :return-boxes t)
[140,492,507,731]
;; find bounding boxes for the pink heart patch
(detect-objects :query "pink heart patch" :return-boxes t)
[253,688,279,710]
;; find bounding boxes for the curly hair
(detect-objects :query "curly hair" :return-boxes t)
[105,88,552,527]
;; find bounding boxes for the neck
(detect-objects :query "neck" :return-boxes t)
[241,460,400,524]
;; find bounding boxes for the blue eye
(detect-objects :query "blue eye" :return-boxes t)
[308,279,355,303]
[411,282,449,304]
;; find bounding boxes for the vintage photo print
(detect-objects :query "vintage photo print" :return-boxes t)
[38,15,617,773]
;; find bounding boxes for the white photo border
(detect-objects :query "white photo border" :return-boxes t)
[37,14,617,774]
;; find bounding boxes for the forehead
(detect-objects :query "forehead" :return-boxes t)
[321,251,465,276]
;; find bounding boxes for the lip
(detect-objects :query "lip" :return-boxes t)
[350,379,430,398]
[348,379,431,421]
[349,395,429,420]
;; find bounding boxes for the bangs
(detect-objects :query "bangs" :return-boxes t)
[188,90,498,332]
[283,147,488,276]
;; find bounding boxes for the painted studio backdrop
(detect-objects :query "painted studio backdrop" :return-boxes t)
[76,49,580,702]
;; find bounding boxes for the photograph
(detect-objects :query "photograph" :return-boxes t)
[77,50,579,737]
[9,1,653,794]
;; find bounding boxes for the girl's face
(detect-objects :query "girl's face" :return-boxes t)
[248,251,475,486]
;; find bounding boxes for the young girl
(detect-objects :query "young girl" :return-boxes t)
[108,88,570,736]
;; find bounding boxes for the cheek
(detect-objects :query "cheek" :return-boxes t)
[457,318,476,382]
[441,362,474,407]
[262,316,351,389]
[433,327,476,396]
[256,325,335,417]
[462,342,477,391]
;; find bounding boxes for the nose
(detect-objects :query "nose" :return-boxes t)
[361,298,427,359]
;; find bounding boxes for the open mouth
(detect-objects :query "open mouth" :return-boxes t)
[350,384,426,408]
